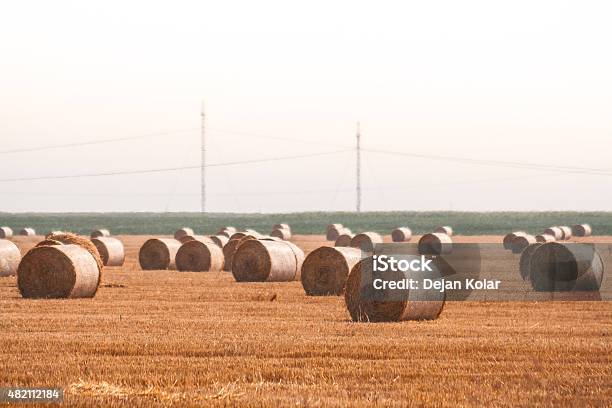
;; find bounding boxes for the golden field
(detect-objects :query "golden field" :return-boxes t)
[0,235,611,407]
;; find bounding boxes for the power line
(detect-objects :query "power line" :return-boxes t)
[0,149,352,183]
[0,128,200,155]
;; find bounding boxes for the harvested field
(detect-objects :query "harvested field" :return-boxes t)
[0,234,611,406]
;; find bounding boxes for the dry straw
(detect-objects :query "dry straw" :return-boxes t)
[35,239,63,247]
[301,246,361,296]
[511,234,537,254]
[46,232,104,273]
[176,238,224,272]
[434,226,453,236]
[90,229,111,239]
[0,227,14,239]
[18,244,100,298]
[139,238,181,270]
[418,233,452,255]
[270,228,291,240]
[535,234,556,243]
[91,237,125,267]
[334,233,354,247]
[572,224,592,237]
[210,235,229,248]
[232,239,304,282]
[391,227,412,243]
[174,227,195,240]
[543,227,563,240]
[350,232,383,252]
[503,231,527,250]
[178,235,213,245]
[20,228,36,236]
[0,239,21,277]
[519,243,542,280]
[344,260,445,322]
[529,242,604,291]
[557,226,572,240]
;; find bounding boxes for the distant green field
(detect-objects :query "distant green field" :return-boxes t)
[1,212,611,236]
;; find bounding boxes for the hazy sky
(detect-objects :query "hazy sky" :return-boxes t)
[1,1,611,212]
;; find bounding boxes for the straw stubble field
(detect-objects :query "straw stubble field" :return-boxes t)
[0,235,611,407]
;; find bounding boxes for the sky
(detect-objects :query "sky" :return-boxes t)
[0,0,611,212]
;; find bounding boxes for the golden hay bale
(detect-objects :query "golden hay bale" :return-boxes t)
[45,231,64,238]
[210,235,229,248]
[174,227,194,240]
[222,235,259,271]
[519,243,542,280]
[229,232,247,241]
[326,224,345,241]
[433,226,453,236]
[139,238,181,270]
[46,232,104,273]
[418,233,452,255]
[558,226,572,240]
[391,227,412,243]
[511,234,536,254]
[90,229,110,238]
[18,244,100,298]
[301,246,361,296]
[543,227,563,240]
[535,234,556,243]
[350,232,383,252]
[91,237,125,267]
[572,224,592,237]
[216,226,237,235]
[0,239,21,277]
[0,227,14,239]
[178,235,213,245]
[344,259,445,322]
[35,239,63,248]
[571,224,592,237]
[327,223,343,232]
[273,223,291,231]
[232,240,304,282]
[19,228,36,236]
[334,233,355,247]
[529,242,603,291]
[270,228,291,240]
[503,231,527,250]
[176,238,224,272]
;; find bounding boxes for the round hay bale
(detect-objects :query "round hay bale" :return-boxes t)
[301,246,361,296]
[558,226,572,240]
[35,239,63,248]
[0,239,21,277]
[529,242,604,291]
[222,235,259,271]
[90,229,110,238]
[0,227,14,239]
[244,229,261,237]
[216,226,237,236]
[229,232,247,241]
[19,228,36,236]
[543,227,563,240]
[350,232,383,252]
[45,231,64,238]
[334,233,355,247]
[572,224,592,237]
[45,232,104,273]
[391,227,412,243]
[232,240,304,282]
[326,224,344,241]
[270,228,291,240]
[434,226,453,236]
[519,243,542,280]
[535,234,556,243]
[511,234,537,254]
[18,244,100,298]
[139,238,181,270]
[503,231,527,250]
[178,235,213,245]
[418,233,452,255]
[174,227,194,240]
[176,238,224,272]
[344,259,445,322]
[91,237,125,267]
[210,235,229,248]
[273,223,291,231]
